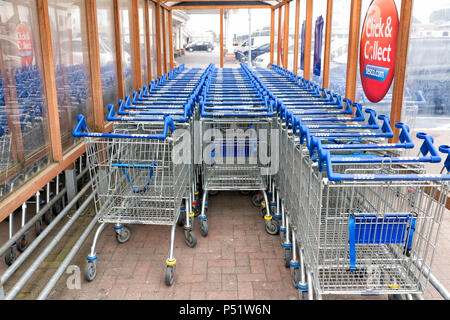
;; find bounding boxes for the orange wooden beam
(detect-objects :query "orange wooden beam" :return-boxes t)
[322,0,333,89]
[155,2,163,76]
[85,0,104,132]
[131,0,143,90]
[113,0,125,100]
[345,0,362,102]
[168,10,174,70]
[283,0,289,69]
[37,0,62,162]
[293,0,300,74]
[145,0,152,82]
[270,8,275,65]
[389,0,413,142]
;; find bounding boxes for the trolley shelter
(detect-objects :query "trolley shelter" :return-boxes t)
[0,0,449,302]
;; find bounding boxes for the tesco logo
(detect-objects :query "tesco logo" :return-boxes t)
[359,0,399,103]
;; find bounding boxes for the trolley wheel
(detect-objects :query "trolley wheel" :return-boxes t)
[17,233,29,252]
[177,213,185,227]
[4,246,17,266]
[44,210,54,225]
[388,294,403,300]
[239,190,251,196]
[199,220,208,237]
[192,205,200,217]
[53,199,63,216]
[265,220,278,235]
[261,207,267,218]
[279,230,286,245]
[35,218,44,236]
[165,265,175,286]
[209,190,218,196]
[298,290,309,300]
[251,193,263,207]
[284,247,292,268]
[184,230,197,248]
[84,260,97,282]
[116,226,131,244]
[291,267,301,288]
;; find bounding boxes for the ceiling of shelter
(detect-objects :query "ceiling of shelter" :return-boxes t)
[165,1,280,8]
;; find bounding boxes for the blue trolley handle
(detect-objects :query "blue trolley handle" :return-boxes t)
[73,114,175,139]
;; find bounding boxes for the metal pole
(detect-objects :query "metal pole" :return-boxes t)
[37,214,98,300]
[1,181,92,286]
[0,166,89,257]
[5,191,95,300]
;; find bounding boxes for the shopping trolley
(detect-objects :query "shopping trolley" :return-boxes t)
[256,63,450,300]
[73,114,191,286]
[197,65,278,235]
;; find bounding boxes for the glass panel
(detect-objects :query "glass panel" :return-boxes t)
[355,0,402,116]
[328,0,350,95]
[119,0,132,95]
[159,8,164,73]
[176,11,220,68]
[0,0,50,199]
[297,0,306,75]
[139,0,147,85]
[48,0,93,152]
[96,0,118,117]
[402,0,450,171]
[277,5,284,65]
[311,0,327,84]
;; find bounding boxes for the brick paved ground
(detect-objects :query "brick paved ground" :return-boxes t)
[1,185,449,300]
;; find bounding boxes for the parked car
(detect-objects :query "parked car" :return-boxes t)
[233,36,270,58]
[185,41,214,52]
[238,43,270,63]
[253,52,270,68]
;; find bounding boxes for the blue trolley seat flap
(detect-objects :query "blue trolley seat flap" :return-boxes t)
[348,214,416,270]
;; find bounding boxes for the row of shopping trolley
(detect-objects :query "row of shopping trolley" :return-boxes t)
[73,64,213,285]
[252,63,450,299]
[72,61,450,298]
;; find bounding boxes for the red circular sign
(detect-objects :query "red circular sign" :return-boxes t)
[359,0,398,103]
[15,24,33,67]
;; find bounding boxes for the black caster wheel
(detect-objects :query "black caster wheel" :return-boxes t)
[388,294,403,300]
[265,221,278,235]
[291,267,301,288]
[192,205,200,217]
[116,226,131,244]
[53,199,63,216]
[165,265,175,286]
[239,190,251,196]
[44,210,54,225]
[252,193,263,207]
[35,218,44,236]
[298,290,309,300]
[17,233,29,252]
[177,213,186,227]
[184,230,197,248]
[261,207,267,218]
[284,247,292,268]
[208,190,218,196]
[84,260,97,281]
[199,220,208,237]
[280,230,287,245]
[4,246,17,266]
